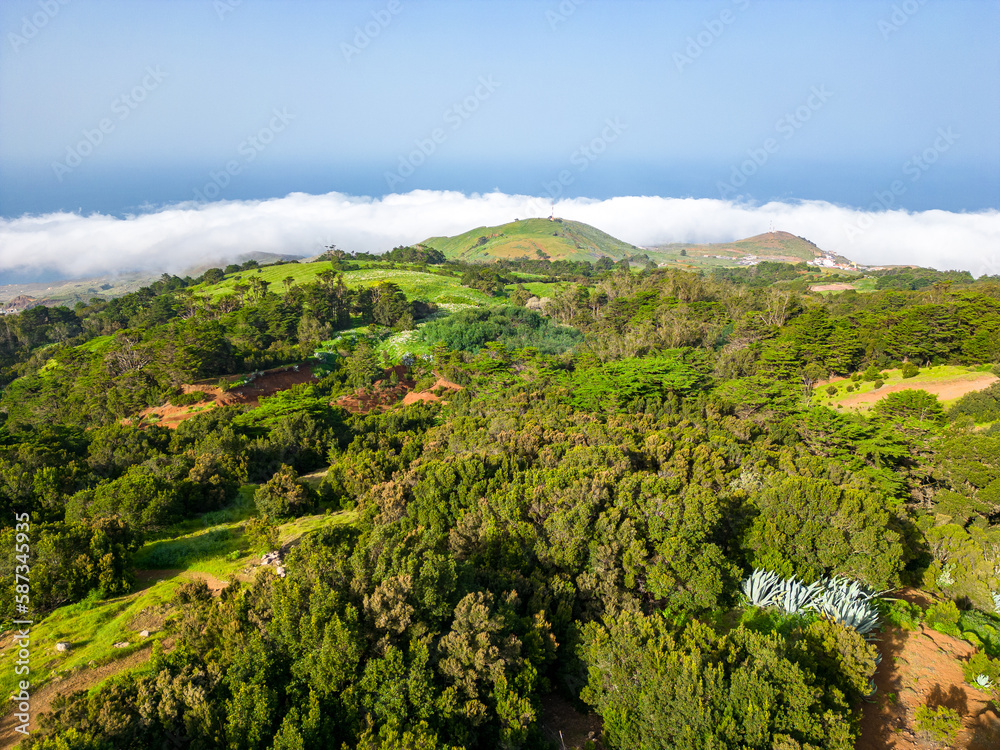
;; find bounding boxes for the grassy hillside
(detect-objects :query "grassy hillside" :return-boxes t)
[0,505,355,705]
[419,218,640,262]
[195,262,495,305]
[0,253,298,309]
[647,230,852,268]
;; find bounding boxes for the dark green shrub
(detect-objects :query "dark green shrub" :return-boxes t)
[948,381,1000,423]
[254,464,316,519]
[901,362,920,379]
[176,579,212,605]
[244,515,279,553]
[873,389,944,424]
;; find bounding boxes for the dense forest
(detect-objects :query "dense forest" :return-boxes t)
[2,253,1000,749]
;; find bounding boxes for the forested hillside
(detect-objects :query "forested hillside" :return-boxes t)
[2,252,1000,749]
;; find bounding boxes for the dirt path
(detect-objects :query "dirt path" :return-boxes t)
[838,373,997,409]
[134,569,229,596]
[0,573,217,748]
[0,645,157,749]
[539,693,603,749]
[857,624,1000,750]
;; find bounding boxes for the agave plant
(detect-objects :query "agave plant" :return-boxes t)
[821,575,881,603]
[741,569,782,607]
[775,577,824,615]
[992,591,1000,615]
[974,674,995,691]
[809,577,882,635]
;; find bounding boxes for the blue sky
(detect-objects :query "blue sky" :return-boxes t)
[1,0,999,277]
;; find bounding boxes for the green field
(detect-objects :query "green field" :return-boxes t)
[195,262,494,305]
[420,218,639,262]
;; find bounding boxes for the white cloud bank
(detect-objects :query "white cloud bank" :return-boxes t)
[2,190,998,279]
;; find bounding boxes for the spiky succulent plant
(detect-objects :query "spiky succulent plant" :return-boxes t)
[740,569,885,636]
[974,674,995,690]
[810,582,881,635]
[775,577,824,615]
[741,568,782,607]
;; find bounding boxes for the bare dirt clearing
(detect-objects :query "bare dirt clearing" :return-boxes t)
[811,283,856,292]
[838,373,998,410]
[539,693,603,749]
[335,368,463,413]
[857,623,1000,750]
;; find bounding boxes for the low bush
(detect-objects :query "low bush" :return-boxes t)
[914,704,961,745]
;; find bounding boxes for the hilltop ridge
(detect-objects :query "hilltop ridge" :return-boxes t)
[418,217,641,263]
[647,230,857,269]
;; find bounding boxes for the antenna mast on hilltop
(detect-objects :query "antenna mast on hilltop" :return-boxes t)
[769,220,775,234]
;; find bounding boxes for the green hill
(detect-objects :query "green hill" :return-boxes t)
[647,231,853,267]
[419,218,640,262]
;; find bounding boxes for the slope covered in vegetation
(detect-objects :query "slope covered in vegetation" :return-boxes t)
[420,218,641,263]
[2,251,1000,749]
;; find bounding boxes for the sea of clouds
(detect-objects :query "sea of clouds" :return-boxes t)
[2,190,998,279]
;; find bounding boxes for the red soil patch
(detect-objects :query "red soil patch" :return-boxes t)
[857,624,1000,750]
[335,366,416,414]
[134,364,317,428]
[401,376,463,406]
[335,369,463,414]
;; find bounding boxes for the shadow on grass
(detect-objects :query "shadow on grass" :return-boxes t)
[134,526,246,571]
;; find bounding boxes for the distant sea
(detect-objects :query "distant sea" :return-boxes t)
[1,160,995,219]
